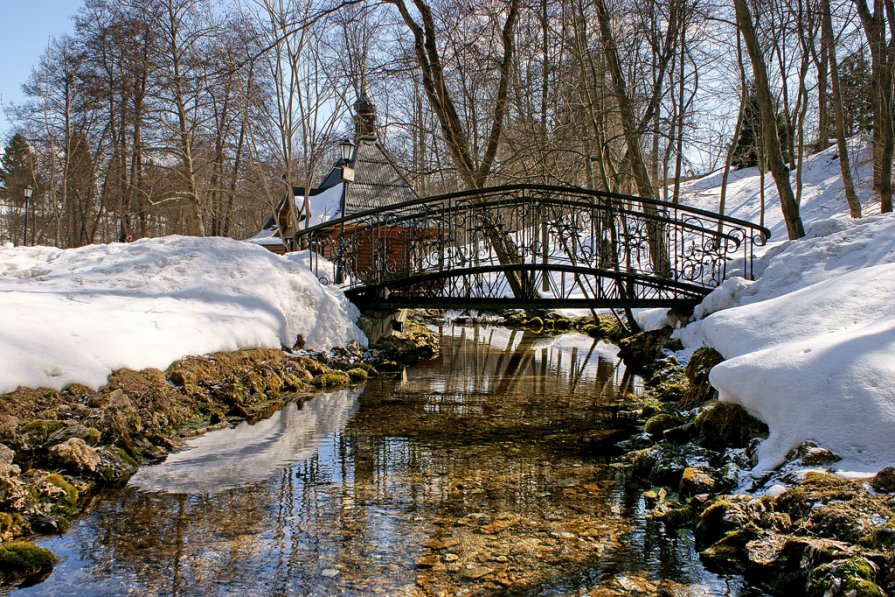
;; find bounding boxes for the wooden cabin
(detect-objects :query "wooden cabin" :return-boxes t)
[245,95,419,261]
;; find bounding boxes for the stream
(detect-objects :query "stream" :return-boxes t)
[17,326,761,595]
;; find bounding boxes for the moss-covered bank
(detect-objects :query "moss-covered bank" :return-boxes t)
[622,332,895,596]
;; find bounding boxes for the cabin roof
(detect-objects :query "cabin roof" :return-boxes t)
[318,138,418,215]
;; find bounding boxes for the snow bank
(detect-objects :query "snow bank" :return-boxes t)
[678,214,895,474]
[0,236,365,393]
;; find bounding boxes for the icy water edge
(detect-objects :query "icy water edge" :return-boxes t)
[17,326,761,596]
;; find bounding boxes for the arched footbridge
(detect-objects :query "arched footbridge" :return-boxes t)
[295,184,770,311]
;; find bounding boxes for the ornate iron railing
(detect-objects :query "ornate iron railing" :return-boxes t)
[295,184,770,310]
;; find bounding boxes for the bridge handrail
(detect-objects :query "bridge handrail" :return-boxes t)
[293,183,772,241]
[309,194,756,247]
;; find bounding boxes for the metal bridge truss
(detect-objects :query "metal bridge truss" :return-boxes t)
[295,184,770,311]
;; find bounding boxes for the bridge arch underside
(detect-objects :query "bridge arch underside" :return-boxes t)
[346,264,708,311]
[296,184,769,313]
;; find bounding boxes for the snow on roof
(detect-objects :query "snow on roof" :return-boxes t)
[0,236,366,393]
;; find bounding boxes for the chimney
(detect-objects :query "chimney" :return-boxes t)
[353,94,377,141]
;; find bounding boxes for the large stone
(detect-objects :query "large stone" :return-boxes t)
[617,328,672,370]
[681,347,723,408]
[45,424,102,448]
[871,467,895,493]
[694,402,768,450]
[679,467,716,499]
[0,541,57,585]
[47,438,101,474]
[95,446,140,485]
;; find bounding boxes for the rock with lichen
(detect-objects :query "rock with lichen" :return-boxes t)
[47,438,101,474]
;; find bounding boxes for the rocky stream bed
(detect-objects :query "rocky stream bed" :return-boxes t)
[1,312,893,595]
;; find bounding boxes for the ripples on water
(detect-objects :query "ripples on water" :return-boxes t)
[19,327,760,596]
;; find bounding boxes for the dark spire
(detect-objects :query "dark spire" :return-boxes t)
[353,93,377,140]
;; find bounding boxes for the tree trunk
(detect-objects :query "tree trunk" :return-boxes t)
[734,0,806,239]
[594,0,670,276]
[824,0,862,217]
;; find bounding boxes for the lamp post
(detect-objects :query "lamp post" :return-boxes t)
[336,138,355,284]
[22,184,33,246]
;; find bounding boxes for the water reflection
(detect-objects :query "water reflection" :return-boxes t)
[129,389,360,495]
[19,327,758,596]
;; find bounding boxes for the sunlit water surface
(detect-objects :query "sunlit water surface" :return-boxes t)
[19,327,762,596]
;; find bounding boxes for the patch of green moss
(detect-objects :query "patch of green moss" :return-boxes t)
[644,413,682,438]
[656,381,688,402]
[21,420,65,445]
[0,513,29,542]
[346,368,369,382]
[640,398,664,418]
[44,473,79,514]
[0,541,57,583]
[312,372,351,389]
[806,557,884,597]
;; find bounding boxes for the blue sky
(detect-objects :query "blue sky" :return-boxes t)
[0,0,80,140]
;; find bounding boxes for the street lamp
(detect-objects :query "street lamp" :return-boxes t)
[336,138,355,285]
[340,138,355,164]
[22,184,33,246]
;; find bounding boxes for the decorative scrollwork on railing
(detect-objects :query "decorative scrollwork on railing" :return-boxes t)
[293,184,770,309]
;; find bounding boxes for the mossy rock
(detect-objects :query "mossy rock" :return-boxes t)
[0,541,57,584]
[352,362,379,377]
[870,467,895,493]
[20,420,65,448]
[694,402,768,450]
[699,529,753,574]
[95,446,140,485]
[655,381,688,402]
[0,513,29,542]
[696,498,763,547]
[679,467,716,499]
[644,413,683,438]
[617,328,672,370]
[346,368,369,382]
[662,422,696,444]
[805,557,884,597]
[640,398,664,418]
[680,347,723,408]
[525,317,544,329]
[312,372,350,389]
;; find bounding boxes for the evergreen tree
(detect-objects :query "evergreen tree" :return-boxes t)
[0,133,37,244]
[731,85,792,170]
[838,50,873,136]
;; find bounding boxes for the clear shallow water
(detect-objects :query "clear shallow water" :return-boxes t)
[19,327,760,596]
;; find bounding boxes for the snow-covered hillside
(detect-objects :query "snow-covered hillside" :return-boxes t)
[678,134,878,243]
[675,136,895,475]
[0,236,365,394]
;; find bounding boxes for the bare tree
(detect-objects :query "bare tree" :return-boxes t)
[734,0,806,239]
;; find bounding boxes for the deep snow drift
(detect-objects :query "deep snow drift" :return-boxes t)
[0,236,365,394]
[675,136,895,475]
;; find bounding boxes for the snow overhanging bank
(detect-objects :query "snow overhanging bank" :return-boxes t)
[0,236,366,393]
[677,214,895,475]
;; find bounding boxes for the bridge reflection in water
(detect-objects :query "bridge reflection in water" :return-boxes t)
[19,327,755,595]
[297,184,770,310]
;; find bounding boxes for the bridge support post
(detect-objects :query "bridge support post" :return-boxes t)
[357,309,409,345]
